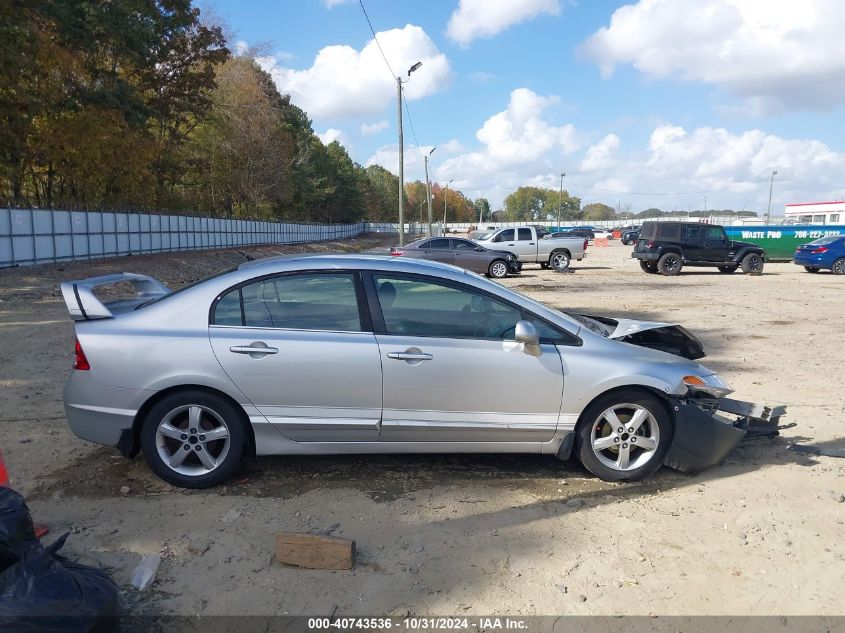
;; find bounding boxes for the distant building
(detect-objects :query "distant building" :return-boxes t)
[784,201,844,224]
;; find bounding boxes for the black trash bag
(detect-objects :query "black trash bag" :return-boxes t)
[0,496,122,633]
[0,487,38,572]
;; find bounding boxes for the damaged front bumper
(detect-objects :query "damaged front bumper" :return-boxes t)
[664,396,787,473]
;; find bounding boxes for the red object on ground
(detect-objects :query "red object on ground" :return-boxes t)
[34,523,50,538]
[0,449,10,488]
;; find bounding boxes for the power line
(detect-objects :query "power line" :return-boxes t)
[403,95,426,158]
[358,0,395,78]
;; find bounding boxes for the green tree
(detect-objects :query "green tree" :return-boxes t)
[582,202,617,221]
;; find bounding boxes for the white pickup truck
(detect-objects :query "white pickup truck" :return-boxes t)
[474,225,587,271]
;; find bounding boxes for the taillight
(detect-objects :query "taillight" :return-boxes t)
[809,246,828,254]
[389,248,404,256]
[648,240,655,248]
[74,339,90,370]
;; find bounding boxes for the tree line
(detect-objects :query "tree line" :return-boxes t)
[0,0,488,224]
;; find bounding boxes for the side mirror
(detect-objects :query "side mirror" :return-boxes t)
[514,320,541,356]
[474,246,484,252]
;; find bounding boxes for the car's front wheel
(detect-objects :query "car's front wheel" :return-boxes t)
[488,260,509,278]
[639,260,657,274]
[575,390,673,482]
[140,390,248,488]
[804,266,820,273]
[741,252,764,274]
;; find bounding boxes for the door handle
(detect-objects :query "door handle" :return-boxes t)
[230,344,279,355]
[529,242,535,245]
[387,352,433,361]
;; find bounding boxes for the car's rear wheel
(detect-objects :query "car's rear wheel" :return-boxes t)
[657,252,682,276]
[575,390,673,482]
[804,266,820,273]
[718,265,737,274]
[141,390,248,489]
[741,252,764,274]
[550,250,570,272]
[639,260,657,274]
[488,260,509,278]
[832,258,845,275]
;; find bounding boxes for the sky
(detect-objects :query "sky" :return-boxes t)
[207,0,845,214]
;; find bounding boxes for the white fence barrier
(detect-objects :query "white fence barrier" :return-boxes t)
[0,209,432,268]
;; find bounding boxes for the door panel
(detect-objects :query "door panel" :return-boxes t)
[210,329,382,441]
[511,227,536,259]
[369,273,564,443]
[451,239,488,273]
[423,237,453,264]
[377,335,564,442]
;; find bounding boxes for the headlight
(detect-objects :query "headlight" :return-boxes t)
[683,374,733,398]
[506,254,515,260]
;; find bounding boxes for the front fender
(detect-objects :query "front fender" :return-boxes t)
[731,247,766,263]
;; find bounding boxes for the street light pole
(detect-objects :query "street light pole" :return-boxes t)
[424,147,436,236]
[443,178,454,226]
[766,169,778,225]
[397,62,423,246]
[558,172,565,229]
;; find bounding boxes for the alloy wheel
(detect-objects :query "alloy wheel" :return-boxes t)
[155,404,231,476]
[589,404,660,472]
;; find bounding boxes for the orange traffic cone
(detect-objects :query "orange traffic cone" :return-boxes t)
[0,449,9,488]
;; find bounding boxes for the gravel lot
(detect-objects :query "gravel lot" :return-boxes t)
[0,235,842,617]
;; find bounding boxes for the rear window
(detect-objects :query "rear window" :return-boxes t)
[639,223,656,240]
[656,224,682,240]
[810,235,843,245]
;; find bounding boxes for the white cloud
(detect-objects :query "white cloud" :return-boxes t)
[322,0,352,7]
[580,134,620,172]
[360,120,390,136]
[256,25,451,119]
[317,128,348,146]
[577,125,845,212]
[581,0,845,111]
[447,0,561,47]
[365,141,464,183]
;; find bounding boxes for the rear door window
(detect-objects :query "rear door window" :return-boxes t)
[517,228,533,241]
[657,224,681,240]
[426,238,451,250]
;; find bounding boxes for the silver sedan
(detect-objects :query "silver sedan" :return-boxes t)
[61,255,784,488]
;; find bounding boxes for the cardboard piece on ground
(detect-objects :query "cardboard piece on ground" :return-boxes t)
[275,533,355,570]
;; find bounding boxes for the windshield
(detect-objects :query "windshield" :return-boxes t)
[478,232,492,240]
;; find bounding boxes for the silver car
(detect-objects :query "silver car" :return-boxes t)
[61,255,784,488]
[389,237,521,278]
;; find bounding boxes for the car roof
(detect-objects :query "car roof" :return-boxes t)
[238,252,470,276]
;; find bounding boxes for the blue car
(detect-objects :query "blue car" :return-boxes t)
[793,235,845,274]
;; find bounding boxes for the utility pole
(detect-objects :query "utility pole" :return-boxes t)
[424,147,436,236]
[397,62,423,246]
[557,172,565,229]
[704,193,708,216]
[443,179,454,226]
[766,169,778,225]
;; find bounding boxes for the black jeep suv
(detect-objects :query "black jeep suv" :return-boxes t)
[632,221,766,276]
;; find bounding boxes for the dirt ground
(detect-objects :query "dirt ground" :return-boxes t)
[0,234,843,617]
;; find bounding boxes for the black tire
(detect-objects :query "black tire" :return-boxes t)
[639,260,655,274]
[488,259,509,278]
[833,258,845,275]
[657,252,683,276]
[140,390,249,489]
[804,266,820,273]
[575,389,673,483]
[549,250,571,272]
[740,252,764,274]
[718,265,737,274]
[540,262,550,269]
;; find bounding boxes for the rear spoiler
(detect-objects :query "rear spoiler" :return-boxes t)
[60,273,170,320]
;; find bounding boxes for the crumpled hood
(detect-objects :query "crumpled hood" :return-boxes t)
[568,313,707,360]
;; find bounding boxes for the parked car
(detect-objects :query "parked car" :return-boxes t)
[793,235,845,274]
[61,256,784,488]
[474,226,586,271]
[559,228,595,241]
[632,221,766,276]
[620,229,640,245]
[389,237,521,278]
[592,229,612,240]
